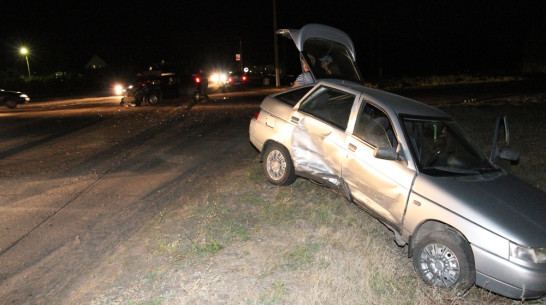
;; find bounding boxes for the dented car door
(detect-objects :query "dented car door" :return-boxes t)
[291,86,357,187]
[342,100,415,229]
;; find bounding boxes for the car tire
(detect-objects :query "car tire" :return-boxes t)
[192,90,200,103]
[262,143,296,186]
[413,230,475,293]
[5,99,17,109]
[146,92,161,105]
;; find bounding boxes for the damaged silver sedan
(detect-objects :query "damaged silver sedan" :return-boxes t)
[249,24,546,299]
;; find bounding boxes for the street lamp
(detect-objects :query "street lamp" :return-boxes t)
[20,47,31,78]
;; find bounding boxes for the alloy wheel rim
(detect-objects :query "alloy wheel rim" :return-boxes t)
[267,150,286,180]
[418,243,460,287]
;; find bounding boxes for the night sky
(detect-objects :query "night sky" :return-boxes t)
[1,0,544,78]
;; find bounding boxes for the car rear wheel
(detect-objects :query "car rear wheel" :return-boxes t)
[262,144,296,186]
[413,231,475,293]
[5,99,17,109]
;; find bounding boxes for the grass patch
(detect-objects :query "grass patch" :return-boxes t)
[283,242,323,270]
[247,162,264,183]
[252,280,289,305]
[188,238,223,258]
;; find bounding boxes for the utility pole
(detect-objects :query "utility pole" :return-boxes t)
[239,38,243,73]
[273,0,280,87]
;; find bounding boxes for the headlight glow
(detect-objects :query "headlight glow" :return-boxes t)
[510,242,546,264]
[114,84,123,95]
[20,94,28,98]
[210,72,227,83]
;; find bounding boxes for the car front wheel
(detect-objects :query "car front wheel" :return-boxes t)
[5,99,17,109]
[146,92,161,105]
[262,144,296,186]
[413,231,475,293]
[192,90,200,102]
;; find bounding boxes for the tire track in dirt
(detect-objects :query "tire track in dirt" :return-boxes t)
[0,102,259,304]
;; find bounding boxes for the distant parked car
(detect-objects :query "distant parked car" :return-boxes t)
[227,71,248,86]
[120,73,179,106]
[0,89,30,109]
[249,24,546,299]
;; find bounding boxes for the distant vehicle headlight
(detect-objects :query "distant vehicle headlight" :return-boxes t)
[114,84,123,95]
[510,242,546,264]
[19,93,30,102]
[210,73,227,83]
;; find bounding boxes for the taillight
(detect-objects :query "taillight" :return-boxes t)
[254,112,259,120]
[194,76,201,84]
[242,75,247,82]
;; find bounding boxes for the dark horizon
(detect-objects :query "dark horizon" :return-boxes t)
[1,1,544,79]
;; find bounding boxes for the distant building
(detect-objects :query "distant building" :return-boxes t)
[85,55,108,70]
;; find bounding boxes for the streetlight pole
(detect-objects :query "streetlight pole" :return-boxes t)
[20,47,31,78]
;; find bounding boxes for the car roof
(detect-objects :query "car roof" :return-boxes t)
[361,86,449,118]
[321,80,450,118]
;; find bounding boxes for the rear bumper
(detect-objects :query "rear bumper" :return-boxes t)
[473,245,546,299]
[249,118,264,152]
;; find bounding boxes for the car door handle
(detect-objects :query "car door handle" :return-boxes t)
[290,116,300,124]
[348,143,357,152]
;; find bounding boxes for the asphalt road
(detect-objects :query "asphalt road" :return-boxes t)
[0,91,268,304]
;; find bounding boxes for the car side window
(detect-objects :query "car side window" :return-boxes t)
[298,86,355,130]
[354,102,396,148]
[277,86,313,106]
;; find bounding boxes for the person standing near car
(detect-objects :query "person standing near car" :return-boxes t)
[292,59,314,87]
[198,69,209,101]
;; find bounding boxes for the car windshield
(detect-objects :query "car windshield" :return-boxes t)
[402,117,496,176]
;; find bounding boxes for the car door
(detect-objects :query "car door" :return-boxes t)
[290,85,357,187]
[342,100,415,229]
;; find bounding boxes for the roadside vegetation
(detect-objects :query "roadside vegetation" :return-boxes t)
[73,84,545,305]
[373,74,524,89]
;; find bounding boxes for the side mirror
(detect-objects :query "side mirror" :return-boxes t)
[490,114,519,166]
[374,147,398,161]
